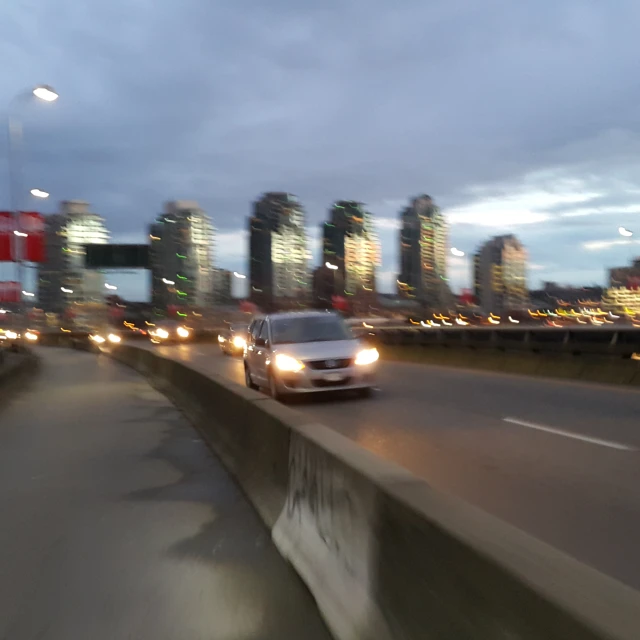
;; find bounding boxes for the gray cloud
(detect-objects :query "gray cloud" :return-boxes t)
[3,0,640,297]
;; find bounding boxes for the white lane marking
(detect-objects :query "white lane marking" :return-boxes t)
[503,417,636,451]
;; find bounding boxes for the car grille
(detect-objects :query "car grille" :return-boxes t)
[312,377,353,388]
[306,358,352,370]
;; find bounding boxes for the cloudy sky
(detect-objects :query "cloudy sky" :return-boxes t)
[3,0,640,299]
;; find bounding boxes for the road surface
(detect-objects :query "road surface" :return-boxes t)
[142,341,640,592]
[0,348,331,640]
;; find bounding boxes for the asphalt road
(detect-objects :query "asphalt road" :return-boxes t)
[143,341,640,592]
[0,348,331,640]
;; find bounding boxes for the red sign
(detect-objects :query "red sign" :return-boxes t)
[18,212,45,263]
[0,212,15,261]
[0,281,20,303]
[332,295,349,312]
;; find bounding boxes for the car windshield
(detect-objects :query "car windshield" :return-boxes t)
[271,315,353,344]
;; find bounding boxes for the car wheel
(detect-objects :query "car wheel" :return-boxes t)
[244,364,258,390]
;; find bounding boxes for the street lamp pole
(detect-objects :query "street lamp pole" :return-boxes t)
[6,85,58,320]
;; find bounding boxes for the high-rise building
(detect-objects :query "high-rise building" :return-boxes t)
[38,200,109,325]
[322,200,379,313]
[212,268,233,306]
[149,201,215,311]
[397,195,449,309]
[609,258,640,288]
[249,192,309,310]
[474,234,528,312]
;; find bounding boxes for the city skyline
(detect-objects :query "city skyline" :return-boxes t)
[23,191,626,304]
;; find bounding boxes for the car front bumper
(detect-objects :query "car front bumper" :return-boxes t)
[272,363,376,394]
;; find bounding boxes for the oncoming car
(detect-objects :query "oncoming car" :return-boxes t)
[218,323,248,356]
[148,320,191,344]
[243,311,378,400]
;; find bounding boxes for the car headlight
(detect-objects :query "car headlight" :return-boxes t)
[177,326,189,338]
[108,333,121,343]
[274,353,305,372]
[355,347,379,366]
[6,331,18,340]
[232,335,246,349]
[218,334,225,343]
[91,335,106,344]
[24,331,38,341]
[156,328,169,339]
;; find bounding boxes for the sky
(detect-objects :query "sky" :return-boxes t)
[3,0,640,300]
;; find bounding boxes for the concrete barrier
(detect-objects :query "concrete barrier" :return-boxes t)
[110,344,640,639]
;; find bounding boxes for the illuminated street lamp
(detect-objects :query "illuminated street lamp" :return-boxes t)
[30,188,49,198]
[618,226,633,237]
[450,247,465,257]
[162,278,175,285]
[233,271,246,279]
[7,84,59,318]
[325,262,338,270]
[105,283,117,291]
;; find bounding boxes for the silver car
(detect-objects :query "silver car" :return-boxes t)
[243,311,379,400]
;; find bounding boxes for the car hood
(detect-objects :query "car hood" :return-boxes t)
[272,339,362,361]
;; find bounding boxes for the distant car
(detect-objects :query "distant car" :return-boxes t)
[148,320,191,344]
[243,311,378,401]
[218,323,248,356]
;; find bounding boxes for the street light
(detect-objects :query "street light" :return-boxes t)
[162,278,175,285]
[105,283,117,290]
[22,290,35,297]
[233,271,246,279]
[7,84,59,323]
[30,188,49,198]
[61,287,73,294]
[451,247,465,257]
[325,262,338,270]
[32,85,59,102]
[618,226,633,237]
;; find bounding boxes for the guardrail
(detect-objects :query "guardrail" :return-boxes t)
[104,343,639,640]
[363,326,640,357]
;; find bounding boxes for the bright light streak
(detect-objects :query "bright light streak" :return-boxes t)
[162,278,175,285]
[450,247,465,257]
[233,271,247,279]
[442,320,452,326]
[508,316,520,323]
[618,226,633,237]
[455,318,469,326]
[325,262,338,270]
[105,283,117,290]
[14,230,27,237]
[609,312,620,319]
[30,188,49,198]
[6,331,18,340]
[22,290,35,297]
[488,317,500,324]
[61,287,73,293]
[218,335,225,343]
[107,333,121,343]
[156,328,169,339]
[176,326,190,338]
[232,335,246,349]
[24,331,38,341]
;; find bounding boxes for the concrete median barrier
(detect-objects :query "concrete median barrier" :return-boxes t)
[110,344,640,640]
